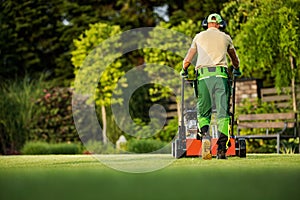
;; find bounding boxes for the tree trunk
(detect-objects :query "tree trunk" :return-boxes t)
[289,52,297,112]
[101,105,107,144]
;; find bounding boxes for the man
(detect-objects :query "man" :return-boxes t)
[181,13,241,159]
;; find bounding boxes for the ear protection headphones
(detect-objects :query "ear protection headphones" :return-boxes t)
[201,14,227,30]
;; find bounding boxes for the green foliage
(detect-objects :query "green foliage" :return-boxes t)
[144,20,200,74]
[54,0,124,85]
[115,0,163,28]
[126,118,163,139]
[280,138,299,154]
[126,139,170,153]
[50,143,82,154]
[0,76,47,154]
[236,99,288,115]
[246,139,277,154]
[21,141,50,155]
[0,0,140,85]
[72,22,124,106]
[143,20,200,101]
[222,0,300,88]
[21,141,81,155]
[155,117,178,142]
[0,0,66,79]
[168,0,229,26]
[83,140,119,154]
[0,0,229,85]
[128,84,161,124]
[71,22,125,144]
[29,87,79,143]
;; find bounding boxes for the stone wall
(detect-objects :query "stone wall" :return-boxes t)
[235,79,261,105]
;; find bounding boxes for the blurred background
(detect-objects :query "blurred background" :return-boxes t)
[0,0,299,155]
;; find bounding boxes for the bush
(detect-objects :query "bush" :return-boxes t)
[245,139,277,154]
[126,139,170,153]
[83,140,119,154]
[155,117,178,142]
[0,76,48,154]
[50,143,81,154]
[280,138,299,154]
[30,87,80,143]
[21,141,81,155]
[21,141,50,155]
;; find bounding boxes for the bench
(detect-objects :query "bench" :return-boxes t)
[236,113,298,153]
[261,87,300,109]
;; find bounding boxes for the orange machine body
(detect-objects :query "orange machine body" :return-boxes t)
[186,138,236,156]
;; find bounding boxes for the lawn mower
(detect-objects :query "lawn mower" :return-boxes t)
[172,70,246,158]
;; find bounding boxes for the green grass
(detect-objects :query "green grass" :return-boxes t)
[0,154,300,200]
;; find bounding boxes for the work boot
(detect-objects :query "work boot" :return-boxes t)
[200,125,209,135]
[196,125,208,140]
[217,132,228,159]
[217,148,227,159]
[202,133,212,160]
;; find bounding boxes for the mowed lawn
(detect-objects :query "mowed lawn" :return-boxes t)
[0,154,300,200]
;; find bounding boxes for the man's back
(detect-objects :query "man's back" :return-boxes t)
[192,27,233,68]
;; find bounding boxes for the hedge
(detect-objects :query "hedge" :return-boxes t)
[21,141,82,155]
[126,139,171,153]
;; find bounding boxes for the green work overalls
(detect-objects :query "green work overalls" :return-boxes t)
[197,66,230,136]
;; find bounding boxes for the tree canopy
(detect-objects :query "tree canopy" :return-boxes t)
[222,0,300,88]
[1,0,229,85]
[71,22,124,143]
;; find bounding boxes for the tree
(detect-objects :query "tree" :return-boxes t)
[114,0,168,28]
[143,20,201,119]
[0,0,65,79]
[54,0,122,86]
[167,0,230,26]
[0,0,168,84]
[71,22,124,144]
[0,0,230,85]
[222,0,300,111]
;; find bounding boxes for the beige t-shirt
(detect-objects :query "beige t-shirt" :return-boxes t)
[190,27,234,69]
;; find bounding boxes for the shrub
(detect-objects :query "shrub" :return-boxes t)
[155,117,178,142]
[50,143,81,154]
[21,141,81,155]
[280,138,299,154]
[0,76,48,154]
[245,139,277,154]
[83,140,119,154]
[29,87,80,143]
[21,142,50,155]
[126,139,170,154]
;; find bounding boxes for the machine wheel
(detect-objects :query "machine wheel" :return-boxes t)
[238,138,246,158]
[172,139,186,159]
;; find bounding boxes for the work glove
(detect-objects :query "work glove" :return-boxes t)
[180,68,188,78]
[233,68,242,77]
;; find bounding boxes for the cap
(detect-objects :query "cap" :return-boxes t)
[207,13,222,23]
